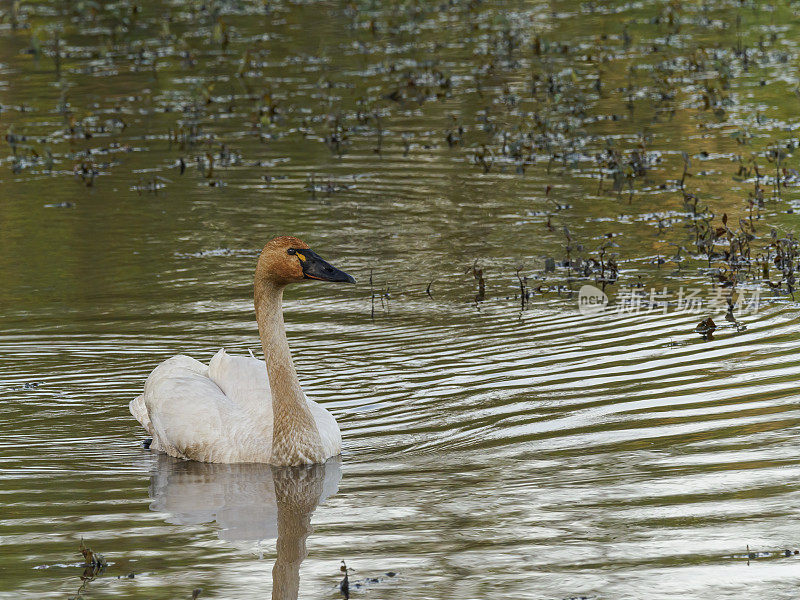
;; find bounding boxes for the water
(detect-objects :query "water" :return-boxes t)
[3,0,800,598]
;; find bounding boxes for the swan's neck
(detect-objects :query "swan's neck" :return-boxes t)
[255,281,324,465]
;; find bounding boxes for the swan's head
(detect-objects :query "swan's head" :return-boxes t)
[257,236,356,286]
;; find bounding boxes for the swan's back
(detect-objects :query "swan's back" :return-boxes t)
[208,349,272,418]
[130,350,340,464]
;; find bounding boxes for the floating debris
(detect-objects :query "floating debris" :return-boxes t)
[79,539,106,570]
[695,317,717,339]
[337,560,397,597]
[70,540,107,600]
[339,560,350,599]
[471,260,485,304]
[21,381,41,390]
[740,544,800,565]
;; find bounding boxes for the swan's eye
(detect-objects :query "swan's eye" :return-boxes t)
[287,248,306,261]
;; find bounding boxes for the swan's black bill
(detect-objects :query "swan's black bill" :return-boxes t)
[295,249,356,283]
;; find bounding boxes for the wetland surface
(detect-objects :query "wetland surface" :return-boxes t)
[3,1,800,598]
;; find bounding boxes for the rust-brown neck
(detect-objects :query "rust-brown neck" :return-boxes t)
[254,272,324,466]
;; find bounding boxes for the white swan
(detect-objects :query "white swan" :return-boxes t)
[129,236,355,466]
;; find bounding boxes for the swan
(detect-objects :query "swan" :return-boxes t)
[129,236,355,466]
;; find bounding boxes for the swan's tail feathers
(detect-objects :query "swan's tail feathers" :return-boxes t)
[212,347,228,359]
[129,394,152,435]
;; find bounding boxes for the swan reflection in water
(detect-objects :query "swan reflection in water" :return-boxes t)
[148,453,342,599]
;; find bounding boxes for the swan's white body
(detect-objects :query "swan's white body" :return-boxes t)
[129,349,341,464]
[130,236,350,466]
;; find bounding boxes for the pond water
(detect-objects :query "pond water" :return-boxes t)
[3,1,800,599]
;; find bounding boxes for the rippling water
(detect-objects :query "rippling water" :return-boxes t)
[5,304,800,598]
[3,0,800,598]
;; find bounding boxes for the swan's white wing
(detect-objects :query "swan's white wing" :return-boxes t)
[148,354,208,377]
[139,355,241,462]
[307,399,342,459]
[129,394,151,435]
[130,355,207,436]
[208,349,272,419]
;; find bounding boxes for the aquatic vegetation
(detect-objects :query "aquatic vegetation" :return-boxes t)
[70,540,106,600]
[337,560,396,599]
[4,1,800,314]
